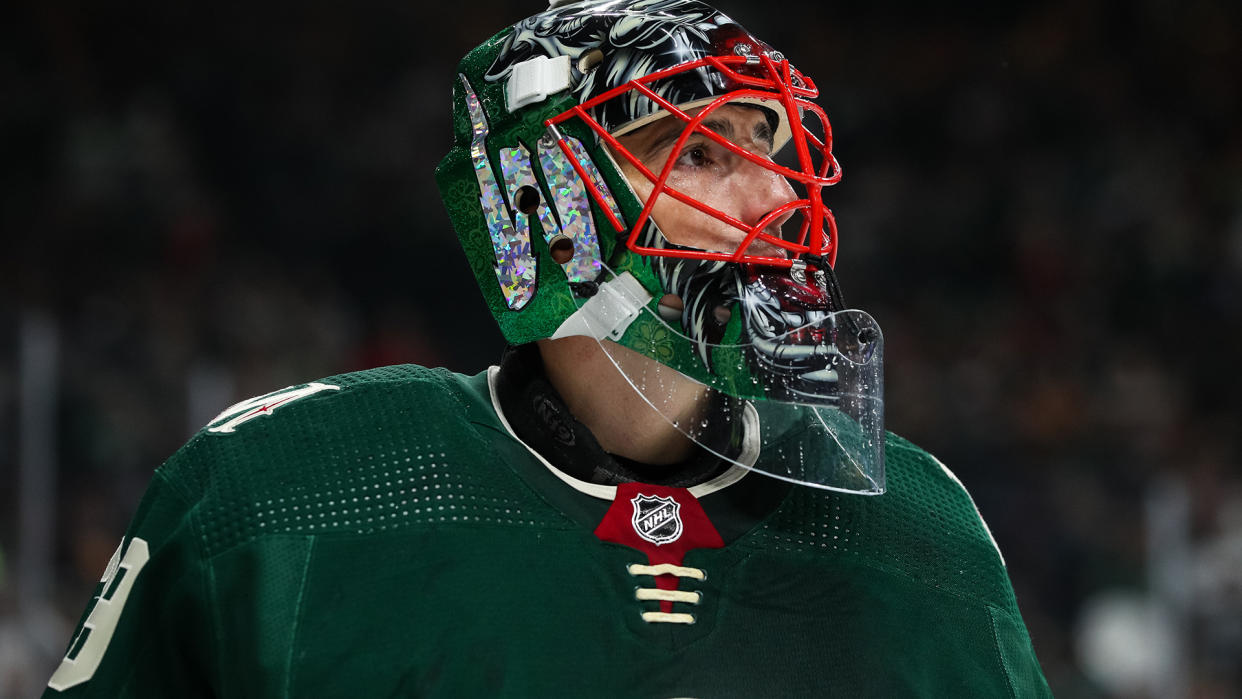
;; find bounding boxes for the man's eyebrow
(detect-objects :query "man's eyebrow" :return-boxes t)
[752,119,774,149]
[642,123,692,160]
[646,119,735,159]
[700,117,735,142]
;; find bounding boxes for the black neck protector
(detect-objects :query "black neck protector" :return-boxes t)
[493,344,743,488]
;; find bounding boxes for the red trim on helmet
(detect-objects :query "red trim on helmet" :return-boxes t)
[547,53,841,270]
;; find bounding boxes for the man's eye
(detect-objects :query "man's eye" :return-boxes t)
[678,146,711,168]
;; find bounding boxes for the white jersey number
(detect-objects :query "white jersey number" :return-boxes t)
[47,537,150,691]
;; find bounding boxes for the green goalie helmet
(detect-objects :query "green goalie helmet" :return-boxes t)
[436,0,885,494]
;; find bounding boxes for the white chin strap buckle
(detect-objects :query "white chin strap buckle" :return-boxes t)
[507,54,572,112]
[551,272,652,341]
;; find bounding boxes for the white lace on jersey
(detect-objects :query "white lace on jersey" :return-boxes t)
[628,562,707,624]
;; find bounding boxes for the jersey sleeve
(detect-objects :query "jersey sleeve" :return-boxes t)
[43,465,217,697]
[990,604,1054,698]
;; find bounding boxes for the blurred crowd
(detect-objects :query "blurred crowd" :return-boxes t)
[2,0,1239,696]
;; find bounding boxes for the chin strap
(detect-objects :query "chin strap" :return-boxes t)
[551,272,653,341]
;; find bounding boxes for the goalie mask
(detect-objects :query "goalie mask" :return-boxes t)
[437,0,885,494]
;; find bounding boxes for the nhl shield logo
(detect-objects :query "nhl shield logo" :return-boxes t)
[630,493,683,545]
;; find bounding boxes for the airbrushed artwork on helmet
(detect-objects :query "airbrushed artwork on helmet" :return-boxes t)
[483,0,749,134]
[650,249,852,405]
[740,267,872,405]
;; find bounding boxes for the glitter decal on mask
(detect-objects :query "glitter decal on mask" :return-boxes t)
[537,135,611,283]
[497,144,571,277]
[564,137,625,227]
[462,75,536,310]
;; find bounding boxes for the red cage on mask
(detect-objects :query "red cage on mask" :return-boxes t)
[547,52,842,270]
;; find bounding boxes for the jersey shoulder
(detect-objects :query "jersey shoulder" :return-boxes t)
[159,363,492,502]
[181,363,492,454]
[192,365,468,434]
[754,431,1014,611]
[154,364,560,558]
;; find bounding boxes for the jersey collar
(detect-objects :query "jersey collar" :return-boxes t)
[486,365,756,502]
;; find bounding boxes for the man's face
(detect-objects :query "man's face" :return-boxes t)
[611,103,798,259]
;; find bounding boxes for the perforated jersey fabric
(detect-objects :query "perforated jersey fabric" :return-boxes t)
[45,365,1051,698]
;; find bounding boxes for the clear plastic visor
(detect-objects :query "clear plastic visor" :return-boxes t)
[571,266,885,494]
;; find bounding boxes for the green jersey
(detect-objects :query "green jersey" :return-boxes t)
[46,365,1050,697]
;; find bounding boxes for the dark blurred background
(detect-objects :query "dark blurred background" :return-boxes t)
[2,0,1239,696]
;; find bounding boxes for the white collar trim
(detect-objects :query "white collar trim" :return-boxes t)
[486,366,756,501]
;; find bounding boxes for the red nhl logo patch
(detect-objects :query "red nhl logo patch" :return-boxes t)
[630,493,683,545]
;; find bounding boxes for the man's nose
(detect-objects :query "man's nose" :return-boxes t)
[740,158,799,236]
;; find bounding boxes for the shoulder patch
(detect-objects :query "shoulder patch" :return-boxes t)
[205,382,341,434]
